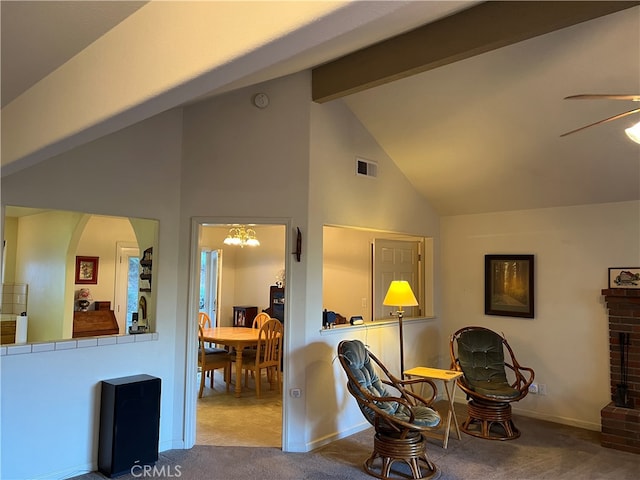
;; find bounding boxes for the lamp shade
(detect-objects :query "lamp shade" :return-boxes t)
[625,121,640,144]
[383,280,418,307]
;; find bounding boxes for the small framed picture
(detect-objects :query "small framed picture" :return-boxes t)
[608,268,640,289]
[485,254,534,318]
[75,256,99,284]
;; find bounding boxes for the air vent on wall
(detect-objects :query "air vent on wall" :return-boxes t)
[355,157,377,178]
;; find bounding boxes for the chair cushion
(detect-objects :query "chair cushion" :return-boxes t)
[458,329,520,400]
[200,346,227,356]
[395,404,441,428]
[242,350,258,363]
[340,340,398,417]
[340,340,439,427]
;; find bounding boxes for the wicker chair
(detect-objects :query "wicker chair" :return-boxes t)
[337,340,441,480]
[449,326,534,440]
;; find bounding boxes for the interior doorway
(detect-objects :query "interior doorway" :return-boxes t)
[188,221,287,449]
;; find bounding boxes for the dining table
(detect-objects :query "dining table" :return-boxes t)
[201,326,261,397]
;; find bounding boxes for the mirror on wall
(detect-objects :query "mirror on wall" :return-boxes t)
[1,206,158,345]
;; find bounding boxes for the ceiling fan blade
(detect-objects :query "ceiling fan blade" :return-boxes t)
[560,108,640,137]
[565,94,640,101]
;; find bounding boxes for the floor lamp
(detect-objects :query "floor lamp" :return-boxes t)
[383,280,418,379]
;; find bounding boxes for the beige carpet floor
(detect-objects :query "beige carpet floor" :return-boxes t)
[70,372,638,479]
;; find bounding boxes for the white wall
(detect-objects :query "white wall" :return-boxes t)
[180,72,312,451]
[441,201,640,430]
[0,109,184,480]
[180,73,445,453]
[306,98,443,449]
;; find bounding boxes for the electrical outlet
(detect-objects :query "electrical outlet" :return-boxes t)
[290,388,302,398]
[528,383,538,394]
[538,383,547,395]
[361,298,367,308]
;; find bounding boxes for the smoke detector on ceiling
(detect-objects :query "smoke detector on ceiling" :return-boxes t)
[253,93,269,109]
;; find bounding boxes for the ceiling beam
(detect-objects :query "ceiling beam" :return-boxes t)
[312,1,640,103]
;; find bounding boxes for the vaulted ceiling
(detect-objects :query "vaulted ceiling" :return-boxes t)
[2,1,639,215]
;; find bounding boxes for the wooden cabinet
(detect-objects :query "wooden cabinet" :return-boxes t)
[73,310,119,338]
[267,286,284,321]
[233,306,258,327]
[1,321,16,344]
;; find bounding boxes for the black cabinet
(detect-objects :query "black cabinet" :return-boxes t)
[139,247,152,292]
[98,374,161,478]
[268,286,285,321]
[233,306,258,327]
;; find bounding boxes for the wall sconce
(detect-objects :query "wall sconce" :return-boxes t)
[293,227,302,262]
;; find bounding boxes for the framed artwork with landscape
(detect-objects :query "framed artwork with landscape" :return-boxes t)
[75,256,99,284]
[485,254,534,318]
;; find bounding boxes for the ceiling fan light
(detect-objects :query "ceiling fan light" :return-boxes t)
[625,121,640,144]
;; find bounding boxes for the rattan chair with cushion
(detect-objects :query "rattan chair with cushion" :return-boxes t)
[449,326,534,440]
[337,339,441,480]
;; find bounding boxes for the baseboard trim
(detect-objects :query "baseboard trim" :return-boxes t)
[511,405,601,432]
[306,421,370,452]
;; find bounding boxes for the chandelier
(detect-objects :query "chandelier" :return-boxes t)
[223,225,260,248]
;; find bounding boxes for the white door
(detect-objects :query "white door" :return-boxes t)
[114,244,140,333]
[373,239,421,320]
[200,249,221,326]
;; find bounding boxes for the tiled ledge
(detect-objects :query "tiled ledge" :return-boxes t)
[0,332,159,356]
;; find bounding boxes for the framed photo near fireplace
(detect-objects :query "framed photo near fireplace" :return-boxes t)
[75,256,99,284]
[608,267,640,289]
[485,254,534,318]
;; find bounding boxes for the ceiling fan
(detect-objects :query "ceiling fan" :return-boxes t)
[561,94,640,143]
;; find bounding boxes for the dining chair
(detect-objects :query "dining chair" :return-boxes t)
[252,312,271,329]
[242,318,283,398]
[198,311,216,384]
[198,324,231,398]
[243,312,271,381]
[198,311,212,328]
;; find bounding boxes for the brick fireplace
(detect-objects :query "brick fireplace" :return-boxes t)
[601,288,640,454]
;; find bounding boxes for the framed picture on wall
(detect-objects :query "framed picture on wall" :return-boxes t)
[608,267,640,289]
[485,254,534,318]
[75,256,99,284]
